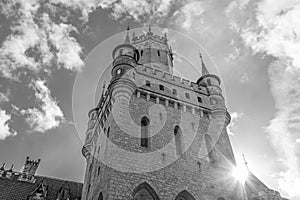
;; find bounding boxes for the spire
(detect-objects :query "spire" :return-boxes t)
[124,24,130,44]
[199,50,209,76]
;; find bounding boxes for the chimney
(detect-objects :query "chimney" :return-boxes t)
[22,156,41,177]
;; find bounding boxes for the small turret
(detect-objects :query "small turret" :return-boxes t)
[22,156,41,177]
[109,27,139,101]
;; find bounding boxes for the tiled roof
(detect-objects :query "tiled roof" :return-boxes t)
[0,172,83,200]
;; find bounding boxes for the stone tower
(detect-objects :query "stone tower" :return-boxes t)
[81,27,285,200]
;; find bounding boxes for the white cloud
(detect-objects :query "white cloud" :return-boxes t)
[20,80,64,133]
[173,1,207,30]
[0,1,84,79]
[0,109,17,140]
[232,0,300,198]
[227,112,243,136]
[0,92,9,103]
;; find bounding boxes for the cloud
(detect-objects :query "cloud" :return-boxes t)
[0,92,9,103]
[0,1,84,79]
[227,112,243,136]
[229,0,300,198]
[0,109,17,140]
[20,80,64,133]
[172,1,207,30]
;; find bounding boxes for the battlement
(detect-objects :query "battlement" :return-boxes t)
[132,30,168,46]
[136,65,208,95]
[25,156,41,166]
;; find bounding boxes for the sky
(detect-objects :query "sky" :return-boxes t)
[0,0,299,199]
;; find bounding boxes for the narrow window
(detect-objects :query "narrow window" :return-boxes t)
[107,127,110,137]
[145,80,151,87]
[150,95,156,103]
[172,89,177,95]
[185,93,190,99]
[203,111,209,118]
[133,72,135,79]
[159,85,164,91]
[141,117,150,147]
[159,98,165,105]
[98,192,103,200]
[197,97,202,103]
[169,100,174,108]
[97,166,100,175]
[174,126,183,155]
[207,79,211,86]
[177,102,181,110]
[141,50,143,56]
[157,50,160,56]
[140,92,147,99]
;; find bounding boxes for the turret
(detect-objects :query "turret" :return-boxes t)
[197,52,235,165]
[22,156,40,176]
[132,25,173,74]
[196,52,226,120]
[109,26,139,101]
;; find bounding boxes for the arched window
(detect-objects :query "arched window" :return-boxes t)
[175,190,196,200]
[141,117,150,147]
[174,126,183,155]
[204,134,216,163]
[133,182,159,200]
[98,192,103,200]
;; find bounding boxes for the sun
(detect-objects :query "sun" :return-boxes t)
[232,165,249,183]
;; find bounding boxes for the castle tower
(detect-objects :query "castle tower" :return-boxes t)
[81,28,239,200]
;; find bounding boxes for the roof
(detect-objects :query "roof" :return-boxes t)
[0,172,83,200]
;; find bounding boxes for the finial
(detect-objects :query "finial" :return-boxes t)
[199,50,209,76]
[242,153,249,170]
[124,24,130,44]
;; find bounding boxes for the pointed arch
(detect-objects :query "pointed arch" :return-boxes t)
[175,190,196,200]
[204,134,216,163]
[174,125,183,155]
[98,192,103,200]
[141,116,150,147]
[133,182,160,200]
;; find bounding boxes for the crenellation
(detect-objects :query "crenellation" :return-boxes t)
[181,78,190,86]
[172,76,181,84]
